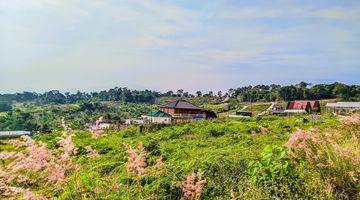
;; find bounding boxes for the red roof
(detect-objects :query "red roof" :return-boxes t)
[287,100,319,110]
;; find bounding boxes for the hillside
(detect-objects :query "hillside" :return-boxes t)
[1,114,359,199]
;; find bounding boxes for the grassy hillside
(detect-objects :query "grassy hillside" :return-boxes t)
[1,114,359,199]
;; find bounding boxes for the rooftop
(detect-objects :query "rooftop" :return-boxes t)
[325,102,360,108]
[287,100,319,110]
[160,99,203,110]
[147,110,172,118]
[0,131,31,138]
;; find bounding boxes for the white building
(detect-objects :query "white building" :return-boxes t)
[143,110,172,124]
[125,119,145,125]
[0,131,31,138]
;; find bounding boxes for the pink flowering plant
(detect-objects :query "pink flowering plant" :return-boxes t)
[87,117,106,139]
[286,128,359,196]
[177,171,207,199]
[338,114,360,125]
[86,145,100,158]
[0,133,79,199]
[124,142,166,178]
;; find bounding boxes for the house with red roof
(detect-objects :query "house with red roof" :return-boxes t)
[160,99,205,122]
[286,100,321,113]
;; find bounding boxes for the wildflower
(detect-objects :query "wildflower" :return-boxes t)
[23,190,49,200]
[1,133,79,198]
[323,182,334,196]
[58,134,78,159]
[21,135,35,146]
[87,117,105,139]
[11,143,52,172]
[0,151,17,159]
[91,130,103,139]
[7,139,26,147]
[61,118,72,133]
[47,166,66,187]
[125,143,148,176]
[260,127,269,134]
[178,172,207,199]
[86,145,100,158]
[332,143,350,158]
[338,114,360,125]
[285,129,309,149]
[154,156,164,167]
[112,183,120,192]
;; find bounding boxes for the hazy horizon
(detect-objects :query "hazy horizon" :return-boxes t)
[1,0,359,93]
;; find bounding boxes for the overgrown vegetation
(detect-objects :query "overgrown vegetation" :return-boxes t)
[0,102,155,132]
[1,114,359,199]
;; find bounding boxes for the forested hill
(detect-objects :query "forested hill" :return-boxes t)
[1,82,359,106]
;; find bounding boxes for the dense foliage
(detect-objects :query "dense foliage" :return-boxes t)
[230,82,360,102]
[1,82,359,105]
[1,114,359,199]
[0,102,155,132]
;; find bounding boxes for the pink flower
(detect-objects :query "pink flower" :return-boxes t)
[0,151,17,159]
[7,139,26,147]
[338,114,360,125]
[23,190,49,200]
[87,117,106,139]
[46,166,66,187]
[260,127,269,134]
[125,143,148,176]
[61,118,72,133]
[86,145,100,158]
[58,134,78,156]
[154,156,164,167]
[91,130,104,139]
[178,172,207,199]
[1,133,79,198]
[332,144,350,158]
[286,129,310,149]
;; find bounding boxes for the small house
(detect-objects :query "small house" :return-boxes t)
[143,110,172,124]
[125,119,144,125]
[285,100,321,113]
[160,99,205,122]
[271,105,285,111]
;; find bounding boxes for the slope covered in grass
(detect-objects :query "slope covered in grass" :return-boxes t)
[1,114,359,199]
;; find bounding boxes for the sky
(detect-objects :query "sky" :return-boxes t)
[0,0,359,93]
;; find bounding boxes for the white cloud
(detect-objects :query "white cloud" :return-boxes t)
[312,7,360,20]
[0,0,359,92]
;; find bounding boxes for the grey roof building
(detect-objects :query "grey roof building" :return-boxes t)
[325,102,360,113]
[160,99,203,110]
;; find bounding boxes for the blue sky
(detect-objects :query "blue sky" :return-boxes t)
[0,0,359,93]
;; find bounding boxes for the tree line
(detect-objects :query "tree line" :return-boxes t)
[229,82,359,102]
[0,82,359,106]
